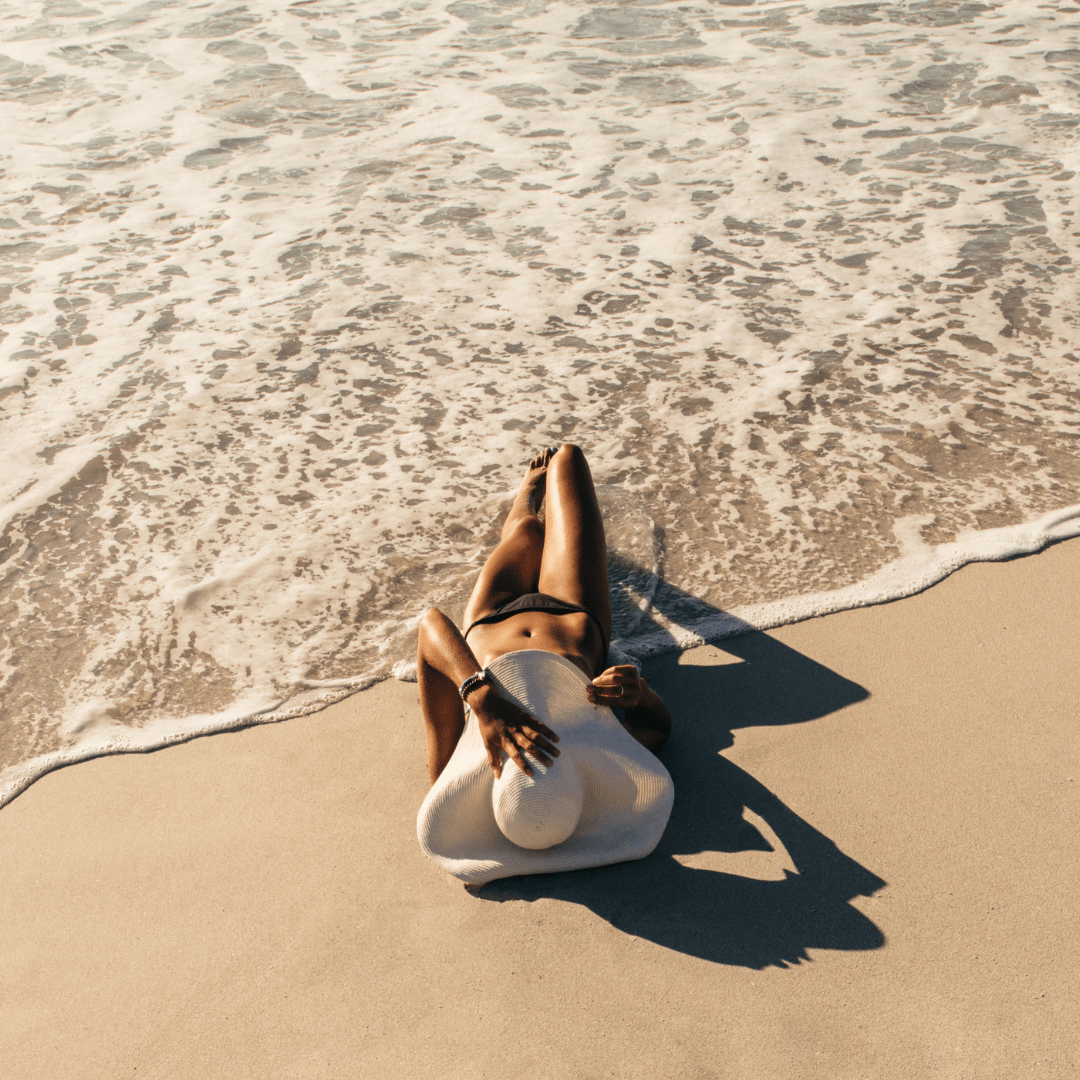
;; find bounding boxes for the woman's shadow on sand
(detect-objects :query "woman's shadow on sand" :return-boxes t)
[478,575,886,969]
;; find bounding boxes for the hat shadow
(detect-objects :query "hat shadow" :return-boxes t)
[476,574,886,969]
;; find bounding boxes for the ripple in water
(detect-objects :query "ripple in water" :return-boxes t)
[2,0,1079,803]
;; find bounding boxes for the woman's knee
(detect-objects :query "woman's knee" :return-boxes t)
[501,511,544,546]
[417,607,447,649]
[553,443,585,464]
[549,443,589,481]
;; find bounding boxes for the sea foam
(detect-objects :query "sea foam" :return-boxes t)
[1,0,1079,805]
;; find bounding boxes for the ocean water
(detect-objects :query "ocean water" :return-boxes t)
[2,0,1079,805]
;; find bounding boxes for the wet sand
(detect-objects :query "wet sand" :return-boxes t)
[2,538,1078,1080]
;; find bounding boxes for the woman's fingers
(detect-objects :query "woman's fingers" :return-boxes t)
[598,665,639,681]
[478,698,561,776]
[504,740,534,776]
[590,666,638,688]
[522,726,559,757]
[492,738,558,776]
[530,719,560,744]
[510,728,554,768]
[486,735,530,778]
[588,677,637,695]
[589,674,630,690]
[587,690,631,707]
[483,732,556,777]
[505,708,559,763]
[586,667,641,707]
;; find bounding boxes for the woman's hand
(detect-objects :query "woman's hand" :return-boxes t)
[470,684,560,779]
[586,665,643,710]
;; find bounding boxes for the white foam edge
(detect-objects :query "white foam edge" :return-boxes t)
[610,502,1080,662]
[4,503,1077,810]
[0,676,386,810]
[394,503,1080,678]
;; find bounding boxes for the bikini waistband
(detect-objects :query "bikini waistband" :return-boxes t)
[464,592,609,660]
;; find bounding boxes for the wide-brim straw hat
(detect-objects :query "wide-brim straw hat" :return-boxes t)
[417,650,674,886]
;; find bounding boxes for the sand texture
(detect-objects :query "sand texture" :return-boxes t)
[2,538,1078,1079]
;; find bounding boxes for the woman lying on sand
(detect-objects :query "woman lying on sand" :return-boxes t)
[417,443,672,783]
[415,445,674,887]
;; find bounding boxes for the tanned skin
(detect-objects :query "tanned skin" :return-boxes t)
[417,444,671,786]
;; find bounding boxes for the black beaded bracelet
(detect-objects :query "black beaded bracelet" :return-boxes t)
[458,670,490,701]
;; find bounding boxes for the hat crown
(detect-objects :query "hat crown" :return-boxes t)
[492,756,582,850]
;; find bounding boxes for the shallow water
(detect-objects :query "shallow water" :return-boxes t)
[2,0,1079,803]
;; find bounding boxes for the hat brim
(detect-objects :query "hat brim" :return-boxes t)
[417,650,674,886]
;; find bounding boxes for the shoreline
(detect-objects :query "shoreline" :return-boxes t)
[4,502,1079,811]
[2,536,1077,1077]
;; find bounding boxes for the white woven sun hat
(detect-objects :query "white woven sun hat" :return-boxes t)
[416,650,674,886]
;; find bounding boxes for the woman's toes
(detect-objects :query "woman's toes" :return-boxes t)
[529,446,558,472]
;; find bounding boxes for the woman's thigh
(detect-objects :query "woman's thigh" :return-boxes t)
[537,444,611,641]
[462,515,544,627]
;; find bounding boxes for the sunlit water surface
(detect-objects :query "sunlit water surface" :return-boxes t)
[2,0,1080,802]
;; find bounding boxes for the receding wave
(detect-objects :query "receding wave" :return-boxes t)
[2,0,1079,804]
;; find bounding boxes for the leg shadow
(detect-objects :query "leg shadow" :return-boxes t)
[479,573,886,969]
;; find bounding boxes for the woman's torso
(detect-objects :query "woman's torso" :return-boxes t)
[464,610,604,679]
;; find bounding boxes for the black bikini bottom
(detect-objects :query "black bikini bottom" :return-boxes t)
[464,592,609,663]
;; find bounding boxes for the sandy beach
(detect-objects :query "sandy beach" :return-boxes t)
[3,1,1079,1074]
[2,537,1077,1079]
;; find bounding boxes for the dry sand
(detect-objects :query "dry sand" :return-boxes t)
[2,540,1078,1080]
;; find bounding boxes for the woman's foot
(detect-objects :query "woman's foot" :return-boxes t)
[517,445,559,516]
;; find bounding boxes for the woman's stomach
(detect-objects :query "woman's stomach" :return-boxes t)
[465,611,602,678]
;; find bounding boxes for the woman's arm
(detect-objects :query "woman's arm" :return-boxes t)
[417,608,474,783]
[417,608,560,783]
[586,665,672,755]
[622,679,672,754]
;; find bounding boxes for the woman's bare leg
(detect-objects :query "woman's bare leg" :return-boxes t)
[537,444,612,646]
[462,447,558,627]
